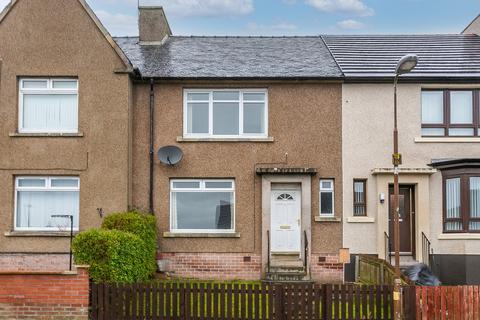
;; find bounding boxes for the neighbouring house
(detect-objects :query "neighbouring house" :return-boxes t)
[324,18,480,285]
[0,0,133,270]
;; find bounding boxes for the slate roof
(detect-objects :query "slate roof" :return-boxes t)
[322,34,480,80]
[114,36,343,79]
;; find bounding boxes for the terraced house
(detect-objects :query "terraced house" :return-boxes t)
[0,0,478,285]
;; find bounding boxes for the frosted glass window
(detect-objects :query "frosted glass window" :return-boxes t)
[449,128,474,136]
[320,179,334,216]
[422,128,445,136]
[19,79,78,133]
[450,91,473,124]
[184,90,267,138]
[15,177,79,231]
[170,179,235,232]
[422,91,444,124]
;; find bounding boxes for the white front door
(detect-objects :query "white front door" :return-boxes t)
[270,190,301,253]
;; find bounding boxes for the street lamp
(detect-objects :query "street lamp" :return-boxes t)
[392,54,418,320]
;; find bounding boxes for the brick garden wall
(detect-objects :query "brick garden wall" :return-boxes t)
[0,266,89,320]
[310,253,344,283]
[158,253,262,280]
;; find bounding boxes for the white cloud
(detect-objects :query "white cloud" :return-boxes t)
[306,0,374,17]
[145,0,254,17]
[282,0,298,4]
[337,19,364,29]
[96,10,137,36]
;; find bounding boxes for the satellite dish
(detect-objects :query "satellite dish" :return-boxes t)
[158,146,183,166]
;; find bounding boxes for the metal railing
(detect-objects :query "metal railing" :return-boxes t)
[421,232,433,268]
[384,232,391,264]
[267,230,271,274]
[304,230,308,270]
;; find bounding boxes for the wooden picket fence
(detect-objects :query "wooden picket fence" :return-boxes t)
[415,286,480,320]
[90,282,403,320]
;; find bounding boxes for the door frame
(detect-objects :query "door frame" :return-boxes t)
[260,174,312,276]
[270,189,302,253]
[388,184,416,257]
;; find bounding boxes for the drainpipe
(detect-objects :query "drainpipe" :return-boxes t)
[149,78,155,214]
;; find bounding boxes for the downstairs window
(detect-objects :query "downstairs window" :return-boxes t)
[170,179,235,233]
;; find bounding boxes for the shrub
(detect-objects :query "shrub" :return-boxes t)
[72,211,157,283]
[72,229,153,283]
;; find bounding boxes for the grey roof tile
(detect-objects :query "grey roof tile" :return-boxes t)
[114,36,343,79]
[323,34,480,80]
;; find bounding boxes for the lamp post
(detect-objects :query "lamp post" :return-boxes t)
[392,54,418,320]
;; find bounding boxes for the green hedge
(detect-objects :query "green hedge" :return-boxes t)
[72,211,157,283]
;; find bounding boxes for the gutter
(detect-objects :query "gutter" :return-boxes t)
[149,78,155,214]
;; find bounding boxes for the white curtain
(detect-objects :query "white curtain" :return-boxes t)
[22,94,77,131]
[17,191,79,229]
[445,178,462,231]
[470,177,480,231]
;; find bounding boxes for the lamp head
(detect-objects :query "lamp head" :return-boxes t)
[395,54,418,75]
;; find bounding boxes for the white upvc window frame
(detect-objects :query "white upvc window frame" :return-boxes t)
[183,89,268,139]
[170,179,236,233]
[14,176,80,232]
[18,78,79,134]
[319,179,335,217]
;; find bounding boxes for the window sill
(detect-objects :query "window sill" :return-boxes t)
[415,137,480,143]
[163,232,241,238]
[9,132,84,138]
[4,231,78,237]
[438,233,480,240]
[315,216,342,223]
[347,217,375,223]
[177,136,274,143]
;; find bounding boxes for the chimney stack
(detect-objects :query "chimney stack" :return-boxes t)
[139,6,172,45]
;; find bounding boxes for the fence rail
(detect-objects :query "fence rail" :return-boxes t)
[90,282,402,320]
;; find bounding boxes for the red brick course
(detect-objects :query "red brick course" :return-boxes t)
[158,253,262,280]
[0,253,70,272]
[0,266,89,320]
[310,253,344,283]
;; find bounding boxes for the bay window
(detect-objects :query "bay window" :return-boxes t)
[421,90,479,137]
[19,78,79,133]
[170,179,235,233]
[15,177,80,231]
[443,172,480,233]
[184,89,267,138]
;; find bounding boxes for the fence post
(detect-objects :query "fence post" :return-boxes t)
[274,284,285,320]
[322,284,332,320]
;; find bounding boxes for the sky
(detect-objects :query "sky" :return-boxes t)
[0,0,479,36]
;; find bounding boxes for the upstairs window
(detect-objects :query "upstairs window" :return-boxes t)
[421,90,479,137]
[184,89,267,138]
[19,78,78,133]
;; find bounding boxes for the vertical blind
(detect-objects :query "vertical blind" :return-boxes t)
[445,178,462,231]
[470,177,480,231]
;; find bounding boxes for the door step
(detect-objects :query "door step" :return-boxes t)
[265,265,310,282]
